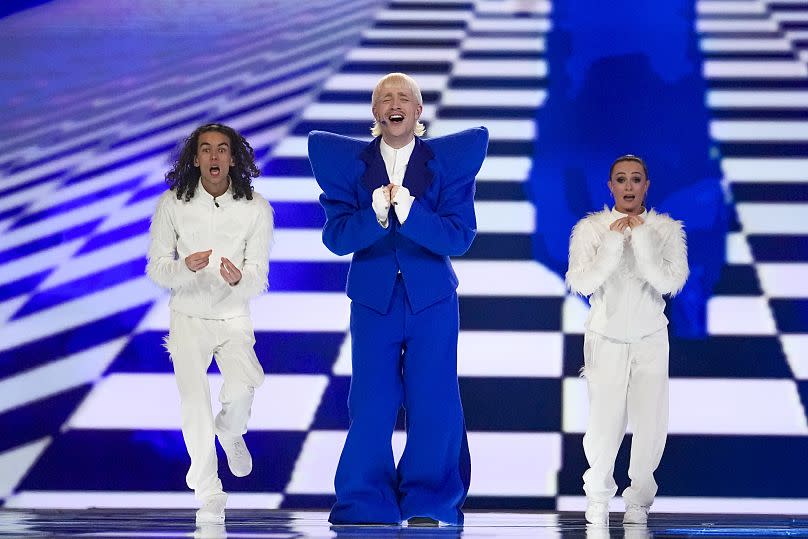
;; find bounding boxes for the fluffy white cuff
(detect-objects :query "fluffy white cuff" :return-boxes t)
[372,185,390,227]
[630,224,689,296]
[393,185,415,224]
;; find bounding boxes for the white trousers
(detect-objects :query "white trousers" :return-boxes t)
[582,328,669,507]
[166,312,265,500]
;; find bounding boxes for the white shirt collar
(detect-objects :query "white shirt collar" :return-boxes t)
[380,137,415,161]
[198,180,233,205]
[380,137,415,185]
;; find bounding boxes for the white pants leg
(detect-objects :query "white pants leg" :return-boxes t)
[582,331,630,503]
[623,329,669,507]
[581,329,669,507]
[166,312,264,501]
[212,316,265,438]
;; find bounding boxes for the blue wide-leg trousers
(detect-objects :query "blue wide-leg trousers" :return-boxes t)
[329,276,471,525]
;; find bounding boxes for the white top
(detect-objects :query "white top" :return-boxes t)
[379,137,416,223]
[380,137,415,186]
[565,207,689,343]
[146,185,274,319]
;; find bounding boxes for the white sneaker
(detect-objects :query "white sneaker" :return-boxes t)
[585,501,609,526]
[623,504,649,524]
[193,523,226,538]
[196,494,227,525]
[218,434,252,477]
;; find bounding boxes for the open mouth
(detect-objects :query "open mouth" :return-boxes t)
[388,114,404,123]
[623,194,636,201]
[210,166,221,176]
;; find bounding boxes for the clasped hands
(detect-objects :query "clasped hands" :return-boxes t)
[185,249,242,285]
[372,184,411,225]
[610,215,644,233]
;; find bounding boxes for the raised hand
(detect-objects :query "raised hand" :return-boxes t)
[609,217,632,233]
[220,257,242,285]
[628,215,645,228]
[185,249,213,271]
[372,185,391,223]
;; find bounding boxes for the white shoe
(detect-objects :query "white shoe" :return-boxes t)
[196,494,227,525]
[193,523,226,538]
[218,434,252,477]
[585,501,609,526]
[623,504,649,524]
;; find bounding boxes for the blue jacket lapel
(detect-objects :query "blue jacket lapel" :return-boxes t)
[359,137,388,192]
[402,136,434,199]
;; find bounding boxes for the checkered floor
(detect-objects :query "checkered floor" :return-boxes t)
[0,0,805,513]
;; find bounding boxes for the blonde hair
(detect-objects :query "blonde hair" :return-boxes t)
[370,72,426,137]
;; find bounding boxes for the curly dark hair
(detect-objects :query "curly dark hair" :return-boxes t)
[165,123,260,201]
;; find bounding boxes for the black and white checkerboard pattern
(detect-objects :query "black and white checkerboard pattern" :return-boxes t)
[0,0,805,513]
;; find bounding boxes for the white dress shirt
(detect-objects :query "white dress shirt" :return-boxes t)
[146,185,274,319]
[566,207,689,343]
[380,137,416,223]
[380,137,414,186]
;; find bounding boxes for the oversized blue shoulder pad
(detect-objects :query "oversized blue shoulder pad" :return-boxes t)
[424,126,489,180]
[307,127,489,193]
[307,131,368,189]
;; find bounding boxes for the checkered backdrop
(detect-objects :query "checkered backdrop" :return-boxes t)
[0,0,806,514]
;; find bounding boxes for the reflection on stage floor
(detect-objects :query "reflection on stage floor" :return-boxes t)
[1,509,807,538]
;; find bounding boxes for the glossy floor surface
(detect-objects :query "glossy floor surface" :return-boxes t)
[1,509,807,538]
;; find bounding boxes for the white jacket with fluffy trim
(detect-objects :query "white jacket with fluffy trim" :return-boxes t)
[566,207,689,343]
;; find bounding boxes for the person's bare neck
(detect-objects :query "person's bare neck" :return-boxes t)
[201,178,229,198]
[382,133,414,149]
[616,205,645,216]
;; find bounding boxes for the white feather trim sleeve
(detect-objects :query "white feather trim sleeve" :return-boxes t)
[565,218,624,297]
[630,218,689,296]
[146,194,197,291]
[228,197,274,301]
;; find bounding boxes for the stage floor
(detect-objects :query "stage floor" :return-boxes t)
[0,509,807,538]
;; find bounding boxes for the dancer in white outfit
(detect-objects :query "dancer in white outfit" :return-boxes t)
[146,123,273,525]
[566,155,688,526]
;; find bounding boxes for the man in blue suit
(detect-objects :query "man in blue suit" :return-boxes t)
[308,73,488,527]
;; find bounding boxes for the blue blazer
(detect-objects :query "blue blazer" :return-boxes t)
[308,127,489,314]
